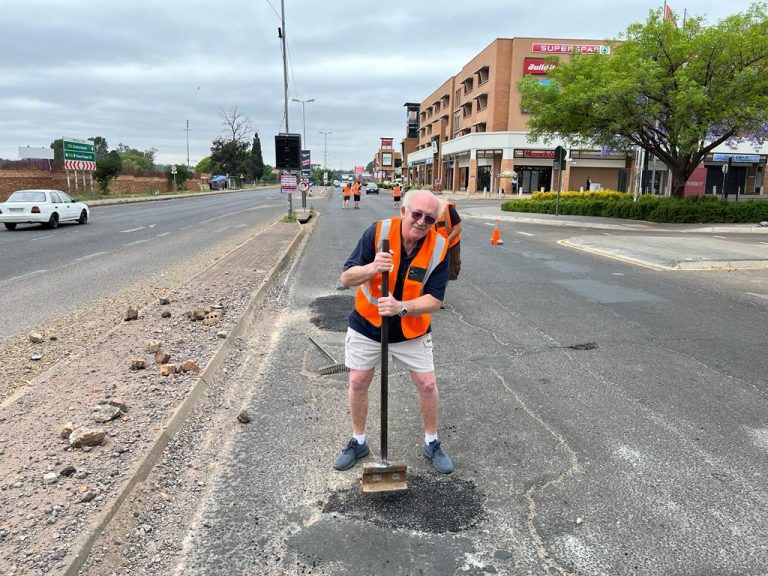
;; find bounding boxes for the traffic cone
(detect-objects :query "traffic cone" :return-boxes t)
[490,219,503,245]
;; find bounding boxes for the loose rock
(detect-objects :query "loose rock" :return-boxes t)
[70,428,106,448]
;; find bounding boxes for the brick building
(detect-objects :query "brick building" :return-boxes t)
[403,37,768,197]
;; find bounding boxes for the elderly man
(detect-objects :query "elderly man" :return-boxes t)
[334,190,454,474]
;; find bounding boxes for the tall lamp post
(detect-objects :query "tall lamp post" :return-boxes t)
[292,98,314,146]
[184,120,190,170]
[319,130,333,170]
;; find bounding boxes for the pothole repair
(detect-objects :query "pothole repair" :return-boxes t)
[323,475,485,533]
[310,295,355,332]
[567,342,598,350]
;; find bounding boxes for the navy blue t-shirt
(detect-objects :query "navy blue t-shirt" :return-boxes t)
[344,222,448,343]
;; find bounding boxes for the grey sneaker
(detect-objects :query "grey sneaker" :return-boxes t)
[424,439,454,474]
[333,438,369,471]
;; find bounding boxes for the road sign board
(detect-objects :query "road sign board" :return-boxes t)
[298,179,310,192]
[64,160,96,171]
[280,173,297,194]
[63,138,95,162]
[171,165,177,174]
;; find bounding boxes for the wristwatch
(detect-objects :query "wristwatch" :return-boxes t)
[399,302,408,317]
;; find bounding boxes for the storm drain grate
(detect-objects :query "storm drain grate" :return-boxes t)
[323,475,485,534]
[310,295,355,333]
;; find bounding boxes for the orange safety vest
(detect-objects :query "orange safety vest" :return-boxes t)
[343,185,351,197]
[353,183,360,195]
[435,202,460,248]
[393,185,401,197]
[355,218,447,339]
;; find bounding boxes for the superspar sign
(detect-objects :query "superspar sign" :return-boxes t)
[532,43,610,55]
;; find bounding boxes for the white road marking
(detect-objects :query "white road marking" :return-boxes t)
[602,232,612,236]
[516,231,534,237]
[29,235,55,242]
[759,241,768,246]
[119,226,146,233]
[156,232,171,237]
[179,225,194,230]
[714,235,726,239]
[74,252,107,262]
[124,239,150,247]
[0,269,48,286]
[612,272,625,276]
[746,292,768,300]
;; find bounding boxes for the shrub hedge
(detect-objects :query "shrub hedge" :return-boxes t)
[501,194,768,223]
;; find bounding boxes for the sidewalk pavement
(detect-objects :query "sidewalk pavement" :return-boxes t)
[444,198,768,271]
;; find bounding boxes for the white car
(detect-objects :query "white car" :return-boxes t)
[0,189,90,230]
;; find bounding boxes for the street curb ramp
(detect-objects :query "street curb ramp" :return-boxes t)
[62,217,312,575]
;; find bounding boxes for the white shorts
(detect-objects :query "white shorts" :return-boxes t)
[344,328,434,373]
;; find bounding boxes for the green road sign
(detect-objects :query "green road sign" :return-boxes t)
[63,138,95,162]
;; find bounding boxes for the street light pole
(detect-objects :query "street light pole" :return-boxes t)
[319,131,333,170]
[184,120,190,170]
[292,98,314,146]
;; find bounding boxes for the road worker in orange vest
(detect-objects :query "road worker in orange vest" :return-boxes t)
[434,199,462,281]
[352,181,361,209]
[333,190,454,475]
[392,183,402,208]
[342,183,351,209]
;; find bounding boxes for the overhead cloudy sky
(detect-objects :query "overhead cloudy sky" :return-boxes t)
[0,0,752,170]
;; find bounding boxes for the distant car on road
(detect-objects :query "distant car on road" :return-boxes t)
[0,189,90,230]
[333,180,342,187]
[365,183,379,195]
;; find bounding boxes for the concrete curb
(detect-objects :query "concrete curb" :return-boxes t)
[559,239,768,271]
[464,210,768,234]
[62,218,310,576]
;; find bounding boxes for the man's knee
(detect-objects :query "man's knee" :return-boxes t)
[412,372,437,394]
[349,369,374,392]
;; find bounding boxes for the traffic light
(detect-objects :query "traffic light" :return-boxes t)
[554,146,567,170]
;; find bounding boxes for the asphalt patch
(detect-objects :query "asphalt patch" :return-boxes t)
[567,342,598,350]
[322,474,485,533]
[310,295,355,332]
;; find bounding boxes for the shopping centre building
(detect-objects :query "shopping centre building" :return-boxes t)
[403,37,768,197]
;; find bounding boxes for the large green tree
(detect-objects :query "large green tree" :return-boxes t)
[196,156,213,173]
[248,133,265,181]
[519,4,768,197]
[209,137,249,176]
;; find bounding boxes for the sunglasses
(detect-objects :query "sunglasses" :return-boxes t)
[407,208,437,225]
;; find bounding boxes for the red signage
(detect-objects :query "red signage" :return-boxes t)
[64,160,96,171]
[523,150,555,159]
[532,43,609,55]
[683,165,707,196]
[354,165,364,174]
[380,138,393,148]
[524,58,557,75]
[280,173,297,194]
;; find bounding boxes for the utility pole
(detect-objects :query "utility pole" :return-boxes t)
[184,120,190,170]
[280,0,289,134]
[292,98,314,146]
[319,131,332,170]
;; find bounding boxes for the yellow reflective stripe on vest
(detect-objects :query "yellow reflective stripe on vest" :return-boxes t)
[423,234,446,286]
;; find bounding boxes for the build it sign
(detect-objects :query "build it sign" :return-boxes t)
[63,137,96,170]
[524,58,557,75]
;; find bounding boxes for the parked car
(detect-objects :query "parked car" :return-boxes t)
[333,179,342,187]
[0,189,90,230]
[365,182,379,194]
